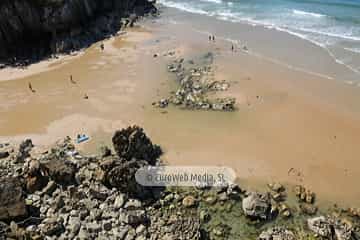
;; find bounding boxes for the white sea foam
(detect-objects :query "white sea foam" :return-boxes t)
[292,9,326,18]
[157,0,208,15]
[344,47,360,54]
[199,0,222,4]
[296,27,360,42]
[158,0,360,77]
[192,27,334,80]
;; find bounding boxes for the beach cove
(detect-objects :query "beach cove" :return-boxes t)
[1,3,360,211]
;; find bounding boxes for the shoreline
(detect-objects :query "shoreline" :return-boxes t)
[156,2,360,81]
[1,6,360,208]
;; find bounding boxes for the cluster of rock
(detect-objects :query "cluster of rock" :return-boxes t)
[1,126,360,239]
[0,126,241,239]
[307,216,354,240]
[258,227,295,240]
[0,0,157,66]
[153,52,236,111]
[242,183,360,240]
[0,126,163,239]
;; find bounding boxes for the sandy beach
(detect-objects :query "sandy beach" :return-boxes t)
[1,5,360,208]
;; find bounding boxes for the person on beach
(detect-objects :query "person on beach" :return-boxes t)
[70,75,76,84]
[231,44,234,52]
[28,82,35,93]
[209,35,211,41]
[212,35,215,41]
[100,43,104,51]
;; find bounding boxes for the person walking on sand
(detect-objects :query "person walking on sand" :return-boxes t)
[100,43,104,51]
[212,35,215,41]
[209,35,212,41]
[28,82,35,93]
[231,44,234,52]
[70,75,76,84]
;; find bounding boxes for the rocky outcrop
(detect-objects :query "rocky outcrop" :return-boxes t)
[154,51,236,111]
[2,128,360,239]
[112,125,162,164]
[0,177,27,221]
[0,0,157,65]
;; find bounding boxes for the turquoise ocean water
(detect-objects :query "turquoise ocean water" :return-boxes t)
[158,0,360,76]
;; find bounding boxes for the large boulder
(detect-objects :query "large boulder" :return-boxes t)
[0,177,27,221]
[41,155,77,186]
[112,126,162,164]
[0,151,9,159]
[15,139,33,162]
[101,158,157,199]
[24,159,49,193]
[242,192,271,220]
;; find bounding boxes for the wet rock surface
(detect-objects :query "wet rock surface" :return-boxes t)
[153,52,236,111]
[1,129,360,239]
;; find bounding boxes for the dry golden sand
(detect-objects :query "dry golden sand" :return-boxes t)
[1,22,360,206]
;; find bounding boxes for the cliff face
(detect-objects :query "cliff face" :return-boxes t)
[0,0,157,65]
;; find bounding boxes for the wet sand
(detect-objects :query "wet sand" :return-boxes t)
[1,8,360,206]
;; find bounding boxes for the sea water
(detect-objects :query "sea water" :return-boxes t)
[158,0,360,78]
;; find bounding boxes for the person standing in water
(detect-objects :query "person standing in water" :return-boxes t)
[212,35,215,41]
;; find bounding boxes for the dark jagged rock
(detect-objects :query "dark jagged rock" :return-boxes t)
[112,125,162,164]
[101,159,158,199]
[0,151,9,159]
[24,159,49,193]
[15,139,33,163]
[0,177,27,221]
[41,155,77,186]
[0,0,157,65]
[99,145,112,158]
[104,160,144,191]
